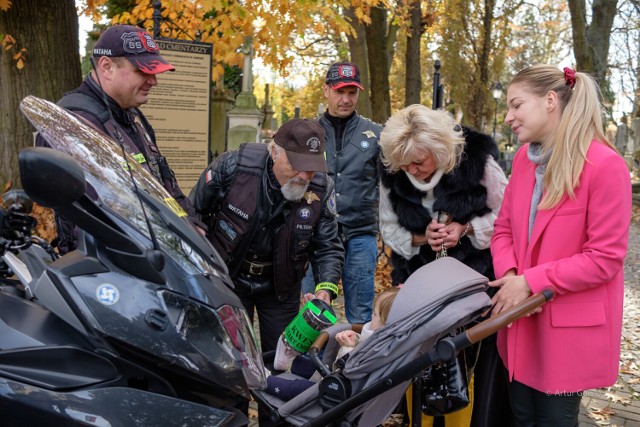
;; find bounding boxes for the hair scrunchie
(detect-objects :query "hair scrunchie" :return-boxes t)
[563,67,576,89]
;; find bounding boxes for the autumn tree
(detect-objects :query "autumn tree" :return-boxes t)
[603,0,639,117]
[94,0,408,123]
[437,0,517,130]
[507,0,572,74]
[568,0,618,95]
[365,5,392,122]
[0,0,82,188]
[344,4,373,118]
[92,0,354,80]
[405,0,422,106]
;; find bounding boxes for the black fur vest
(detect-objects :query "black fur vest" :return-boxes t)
[380,127,499,285]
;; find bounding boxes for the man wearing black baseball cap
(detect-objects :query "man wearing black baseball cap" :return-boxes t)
[300,61,383,326]
[37,24,199,254]
[190,118,343,354]
[92,24,175,75]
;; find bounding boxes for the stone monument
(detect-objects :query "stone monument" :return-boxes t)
[226,36,264,150]
[210,76,234,160]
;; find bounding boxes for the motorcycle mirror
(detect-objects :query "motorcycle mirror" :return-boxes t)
[19,147,86,209]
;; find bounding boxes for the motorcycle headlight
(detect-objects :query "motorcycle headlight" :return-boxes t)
[161,290,267,394]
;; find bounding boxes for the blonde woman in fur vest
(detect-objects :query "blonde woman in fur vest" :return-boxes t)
[378,104,509,427]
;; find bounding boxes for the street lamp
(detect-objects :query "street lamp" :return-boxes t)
[491,82,503,140]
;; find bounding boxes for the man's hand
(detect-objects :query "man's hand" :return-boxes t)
[301,289,331,306]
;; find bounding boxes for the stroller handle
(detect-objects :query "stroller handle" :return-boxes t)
[466,287,555,344]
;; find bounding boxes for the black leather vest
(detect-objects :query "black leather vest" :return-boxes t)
[211,143,328,301]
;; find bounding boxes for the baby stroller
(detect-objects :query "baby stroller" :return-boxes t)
[253,257,553,426]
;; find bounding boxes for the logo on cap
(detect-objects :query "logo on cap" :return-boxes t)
[326,62,364,90]
[122,31,159,54]
[339,65,356,78]
[307,137,321,153]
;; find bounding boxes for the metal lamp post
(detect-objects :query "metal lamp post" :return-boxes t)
[491,82,503,140]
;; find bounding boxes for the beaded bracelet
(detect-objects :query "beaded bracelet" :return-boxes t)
[460,223,470,239]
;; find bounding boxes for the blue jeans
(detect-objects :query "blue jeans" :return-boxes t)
[302,234,377,324]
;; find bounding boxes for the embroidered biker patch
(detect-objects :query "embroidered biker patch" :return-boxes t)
[297,207,312,221]
[218,219,237,241]
[326,191,337,215]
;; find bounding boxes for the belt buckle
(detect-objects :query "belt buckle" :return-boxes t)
[248,262,264,276]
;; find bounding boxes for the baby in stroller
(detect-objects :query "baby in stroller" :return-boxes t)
[267,287,400,401]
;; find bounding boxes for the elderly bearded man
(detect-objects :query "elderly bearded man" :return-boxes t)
[190,119,344,353]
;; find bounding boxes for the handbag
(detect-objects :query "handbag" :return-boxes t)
[421,344,470,416]
[422,211,474,415]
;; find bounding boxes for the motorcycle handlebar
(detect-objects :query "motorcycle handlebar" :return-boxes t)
[0,205,39,258]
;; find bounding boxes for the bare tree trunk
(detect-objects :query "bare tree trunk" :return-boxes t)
[568,0,618,92]
[344,6,373,119]
[365,6,391,124]
[0,0,81,188]
[405,0,422,106]
[465,0,495,129]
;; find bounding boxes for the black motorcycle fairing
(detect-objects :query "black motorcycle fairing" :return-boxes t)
[0,290,93,350]
[29,234,262,399]
[58,192,167,285]
[93,202,238,306]
[0,378,246,427]
[0,346,117,390]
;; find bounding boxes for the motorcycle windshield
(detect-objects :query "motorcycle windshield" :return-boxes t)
[20,95,225,280]
[19,96,266,393]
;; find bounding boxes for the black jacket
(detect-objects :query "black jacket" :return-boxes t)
[318,112,382,240]
[380,127,499,285]
[190,143,344,300]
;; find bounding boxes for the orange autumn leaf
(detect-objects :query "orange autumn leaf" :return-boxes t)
[0,0,12,12]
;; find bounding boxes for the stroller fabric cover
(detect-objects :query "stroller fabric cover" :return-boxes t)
[278,257,492,426]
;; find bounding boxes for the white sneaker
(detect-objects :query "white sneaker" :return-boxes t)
[273,336,299,371]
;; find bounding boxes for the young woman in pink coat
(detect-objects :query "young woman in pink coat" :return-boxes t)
[489,65,631,426]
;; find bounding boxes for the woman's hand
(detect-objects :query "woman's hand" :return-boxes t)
[422,219,469,252]
[488,273,532,317]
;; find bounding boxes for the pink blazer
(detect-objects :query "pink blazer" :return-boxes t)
[491,141,631,393]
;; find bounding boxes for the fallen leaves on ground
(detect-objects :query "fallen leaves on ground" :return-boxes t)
[587,404,616,425]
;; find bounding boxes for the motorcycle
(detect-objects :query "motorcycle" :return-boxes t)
[0,96,266,426]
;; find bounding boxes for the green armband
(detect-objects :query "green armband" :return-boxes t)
[315,282,339,300]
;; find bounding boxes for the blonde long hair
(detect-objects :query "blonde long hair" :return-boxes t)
[379,104,465,173]
[510,65,614,208]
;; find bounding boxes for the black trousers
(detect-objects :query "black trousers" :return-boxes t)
[470,333,514,427]
[235,285,300,353]
[236,286,301,427]
[508,379,581,427]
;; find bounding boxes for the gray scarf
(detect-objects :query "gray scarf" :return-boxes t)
[527,143,552,240]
